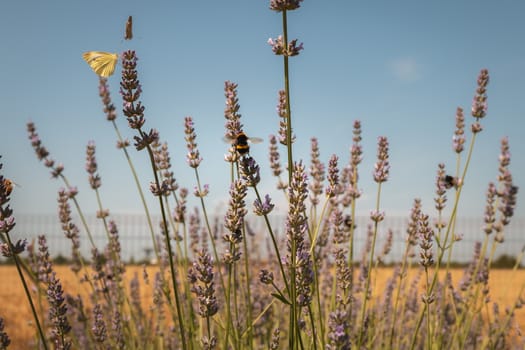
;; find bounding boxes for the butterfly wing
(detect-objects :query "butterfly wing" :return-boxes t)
[82,51,119,77]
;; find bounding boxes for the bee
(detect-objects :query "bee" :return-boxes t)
[124,16,133,40]
[224,132,263,155]
[441,175,461,190]
[2,179,19,196]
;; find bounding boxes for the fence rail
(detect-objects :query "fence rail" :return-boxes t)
[5,213,524,264]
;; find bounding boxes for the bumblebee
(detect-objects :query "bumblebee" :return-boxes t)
[442,175,461,190]
[224,132,263,155]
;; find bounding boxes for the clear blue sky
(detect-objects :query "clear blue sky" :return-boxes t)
[1,1,524,226]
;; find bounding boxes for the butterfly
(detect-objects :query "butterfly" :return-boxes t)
[125,16,133,40]
[82,51,119,77]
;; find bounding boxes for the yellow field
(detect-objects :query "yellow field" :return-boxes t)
[0,265,523,348]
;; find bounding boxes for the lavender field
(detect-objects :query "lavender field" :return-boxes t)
[1,1,524,349]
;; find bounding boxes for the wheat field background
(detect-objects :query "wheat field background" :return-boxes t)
[1,265,523,349]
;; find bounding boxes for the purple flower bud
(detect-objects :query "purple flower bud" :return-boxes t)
[253,194,275,216]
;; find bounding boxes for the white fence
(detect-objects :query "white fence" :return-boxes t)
[5,213,524,264]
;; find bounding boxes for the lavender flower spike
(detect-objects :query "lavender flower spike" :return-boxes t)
[373,136,390,183]
[240,156,260,187]
[268,36,304,57]
[184,116,202,168]
[471,68,489,119]
[47,272,72,350]
[270,0,304,12]
[253,194,275,216]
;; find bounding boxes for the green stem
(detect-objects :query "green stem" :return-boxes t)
[282,10,294,186]
[357,182,383,348]
[143,136,187,350]
[111,120,160,262]
[241,225,254,349]
[410,130,480,350]
[59,174,96,249]
[5,233,49,350]
[252,185,290,296]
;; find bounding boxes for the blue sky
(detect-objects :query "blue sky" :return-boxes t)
[1,0,524,227]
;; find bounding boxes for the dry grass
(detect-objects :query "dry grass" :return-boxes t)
[1,265,523,349]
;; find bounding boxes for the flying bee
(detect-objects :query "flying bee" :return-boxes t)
[441,175,461,190]
[224,132,263,155]
[1,179,19,196]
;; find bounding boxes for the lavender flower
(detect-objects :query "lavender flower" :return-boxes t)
[268,36,286,55]
[308,137,324,205]
[418,213,434,268]
[223,180,247,235]
[173,188,188,223]
[0,317,10,349]
[57,188,81,272]
[193,184,210,198]
[326,154,339,197]
[342,120,363,206]
[201,336,217,350]
[189,208,201,254]
[223,180,247,264]
[253,194,275,216]
[120,51,144,129]
[494,137,519,241]
[224,81,243,141]
[111,311,125,350]
[333,247,351,305]
[0,239,25,257]
[185,116,203,168]
[259,269,274,284]
[85,141,101,190]
[295,248,313,306]
[378,228,393,263]
[286,162,308,248]
[47,272,72,350]
[453,107,465,153]
[459,242,481,291]
[370,210,385,223]
[240,156,261,187]
[285,162,312,306]
[188,249,219,318]
[276,90,294,146]
[269,0,303,11]
[120,50,159,150]
[406,199,422,248]
[269,328,280,349]
[92,304,107,344]
[150,179,172,197]
[471,69,489,119]
[330,208,345,245]
[434,163,448,213]
[151,141,179,194]
[27,122,64,178]
[98,77,117,121]
[36,235,53,283]
[326,309,351,350]
[268,134,282,176]
[373,136,390,183]
[268,36,304,56]
[483,182,497,235]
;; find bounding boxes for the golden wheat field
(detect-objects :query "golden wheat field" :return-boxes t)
[1,265,523,348]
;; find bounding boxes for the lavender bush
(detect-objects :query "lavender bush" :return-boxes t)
[1,1,523,349]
